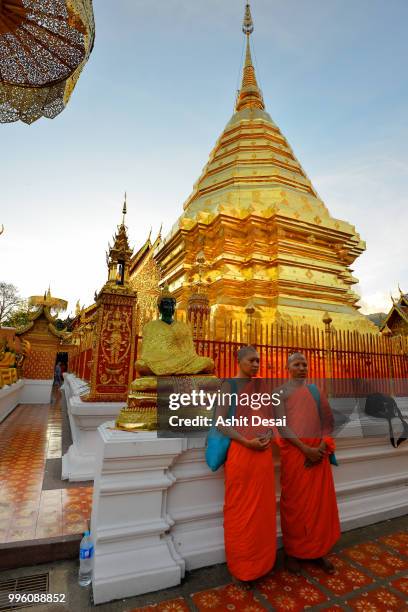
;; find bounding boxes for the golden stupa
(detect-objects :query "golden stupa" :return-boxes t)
[152,3,375,334]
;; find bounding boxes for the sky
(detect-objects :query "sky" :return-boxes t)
[1,0,407,317]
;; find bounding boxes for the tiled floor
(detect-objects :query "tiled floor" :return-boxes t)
[128,531,408,611]
[0,391,92,544]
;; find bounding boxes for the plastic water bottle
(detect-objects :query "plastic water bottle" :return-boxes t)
[78,531,94,586]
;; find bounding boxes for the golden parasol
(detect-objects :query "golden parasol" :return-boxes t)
[29,287,67,313]
[0,0,95,124]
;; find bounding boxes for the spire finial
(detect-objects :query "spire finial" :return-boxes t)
[242,3,254,35]
[235,3,264,112]
[122,192,127,223]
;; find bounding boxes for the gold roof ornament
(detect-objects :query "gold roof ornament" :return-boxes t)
[245,300,256,317]
[108,195,132,260]
[104,196,134,289]
[242,3,254,35]
[29,288,67,313]
[0,0,95,124]
[122,191,127,223]
[236,2,265,112]
[381,324,392,336]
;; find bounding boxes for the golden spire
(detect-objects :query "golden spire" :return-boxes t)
[235,3,265,112]
[105,196,133,287]
[242,2,254,34]
[122,192,127,224]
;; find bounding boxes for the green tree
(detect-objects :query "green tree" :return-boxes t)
[0,282,25,326]
[4,301,31,328]
[54,315,75,331]
[366,312,387,328]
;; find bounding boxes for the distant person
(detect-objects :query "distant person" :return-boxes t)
[275,352,340,575]
[54,362,62,387]
[216,346,276,586]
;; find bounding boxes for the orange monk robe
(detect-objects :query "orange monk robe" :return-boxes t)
[278,384,340,559]
[223,380,277,581]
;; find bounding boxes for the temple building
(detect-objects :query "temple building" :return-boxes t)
[381,288,408,336]
[15,289,72,398]
[128,228,162,330]
[130,4,376,334]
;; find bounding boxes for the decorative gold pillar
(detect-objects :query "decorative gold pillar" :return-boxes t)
[245,301,256,344]
[323,311,333,395]
[82,198,138,402]
[187,293,210,339]
[187,251,210,339]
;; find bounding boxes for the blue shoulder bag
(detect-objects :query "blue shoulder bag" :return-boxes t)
[307,383,338,466]
[205,379,238,472]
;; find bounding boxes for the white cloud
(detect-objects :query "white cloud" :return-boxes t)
[311,149,408,310]
[357,292,392,315]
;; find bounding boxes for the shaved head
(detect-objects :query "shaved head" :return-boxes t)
[287,352,307,365]
[237,345,258,362]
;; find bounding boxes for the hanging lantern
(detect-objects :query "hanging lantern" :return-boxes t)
[0,0,95,124]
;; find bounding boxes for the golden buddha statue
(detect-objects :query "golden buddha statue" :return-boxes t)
[115,286,215,431]
[0,340,18,387]
[135,287,214,376]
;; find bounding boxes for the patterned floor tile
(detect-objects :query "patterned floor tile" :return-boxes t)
[129,598,190,611]
[342,542,408,577]
[302,553,373,595]
[192,583,267,611]
[0,400,93,543]
[378,532,408,557]
[346,587,408,611]
[257,569,327,611]
[391,576,408,597]
[7,527,37,542]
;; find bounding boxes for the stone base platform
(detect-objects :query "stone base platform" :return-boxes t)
[91,406,408,604]
[62,374,124,481]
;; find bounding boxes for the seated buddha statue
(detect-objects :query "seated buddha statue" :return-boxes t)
[0,343,18,386]
[0,350,15,368]
[116,286,214,431]
[135,286,214,376]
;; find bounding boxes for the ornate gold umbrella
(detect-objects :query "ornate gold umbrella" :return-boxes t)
[29,289,67,313]
[0,0,94,124]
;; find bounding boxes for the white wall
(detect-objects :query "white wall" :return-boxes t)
[0,378,53,423]
[0,380,23,423]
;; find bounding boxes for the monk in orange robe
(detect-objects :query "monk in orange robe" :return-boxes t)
[216,346,277,585]
[276,352,340,574]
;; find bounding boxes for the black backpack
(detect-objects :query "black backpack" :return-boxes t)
[365,393,408,448]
